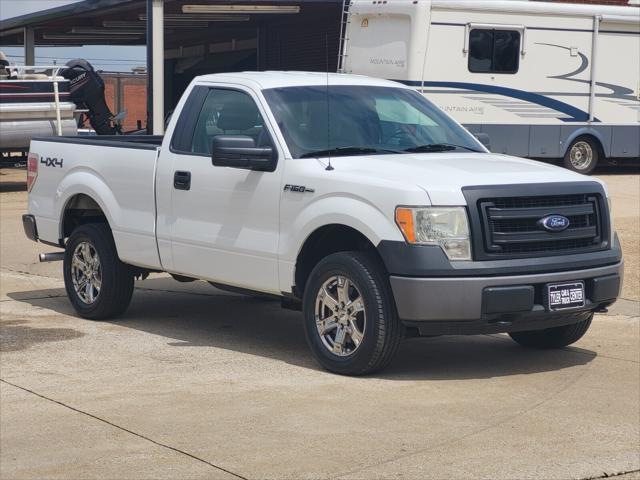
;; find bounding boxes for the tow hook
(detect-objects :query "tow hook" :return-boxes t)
[39,252,65,262]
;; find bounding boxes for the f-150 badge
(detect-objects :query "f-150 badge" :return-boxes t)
[284,184,315,193]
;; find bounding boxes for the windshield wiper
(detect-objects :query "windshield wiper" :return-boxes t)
[404,143,481,153]
[300,146,403,158]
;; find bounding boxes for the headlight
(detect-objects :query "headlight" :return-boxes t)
[395,206,471,260]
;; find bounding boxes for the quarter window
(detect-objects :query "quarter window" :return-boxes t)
[468,29,520,74]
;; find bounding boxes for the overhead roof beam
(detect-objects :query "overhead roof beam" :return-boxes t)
[138,13,250,21]
[103,20,210,28]
[42,34,143,40]
[182,4,300,14]
[70,27,146,34]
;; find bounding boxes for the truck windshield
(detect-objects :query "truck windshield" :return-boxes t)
[262,85,483,159]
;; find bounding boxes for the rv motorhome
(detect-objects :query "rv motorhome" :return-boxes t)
[340,0,640,173]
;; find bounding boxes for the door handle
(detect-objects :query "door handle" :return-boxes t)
[174,171,191,191]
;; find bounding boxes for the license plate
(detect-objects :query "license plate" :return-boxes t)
[547,282,585,310]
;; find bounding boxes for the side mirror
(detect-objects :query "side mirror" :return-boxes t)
[211,135,275,172]
[473,133,491,151]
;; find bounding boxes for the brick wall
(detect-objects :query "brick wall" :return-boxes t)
[102,73,147,132]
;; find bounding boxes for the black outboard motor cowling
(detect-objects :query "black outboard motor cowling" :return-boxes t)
[60,59,119,135]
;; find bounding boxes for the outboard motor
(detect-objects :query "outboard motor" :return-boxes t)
[60,59,120,135]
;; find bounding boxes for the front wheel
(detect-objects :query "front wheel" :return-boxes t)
[302,252,402,376]
[564,137,599,174]
[63,223,134,320]
[509,314,593,349]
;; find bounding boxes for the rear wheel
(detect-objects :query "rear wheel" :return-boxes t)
[64,223,134,320]
[564,136,599,174]
[302,252,402,375]
[509,314,593,349]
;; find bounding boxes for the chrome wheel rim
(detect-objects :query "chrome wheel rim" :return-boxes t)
[71,241,102,304]
[569,141,594,170]
[315,275,366,357]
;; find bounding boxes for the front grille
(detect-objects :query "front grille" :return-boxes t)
[488,194,589,209]
[474,192,608,259]
[489,214,590,233]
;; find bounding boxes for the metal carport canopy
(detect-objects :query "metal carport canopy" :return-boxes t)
[0,0,343,133]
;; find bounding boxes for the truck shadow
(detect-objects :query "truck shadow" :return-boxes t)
[594,165,640,175]
[7,278,596,380]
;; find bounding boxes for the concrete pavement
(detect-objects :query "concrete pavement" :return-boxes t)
[597,172,640,301]
[1,168,639,479]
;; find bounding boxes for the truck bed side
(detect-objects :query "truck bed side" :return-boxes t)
[28,136,162,270]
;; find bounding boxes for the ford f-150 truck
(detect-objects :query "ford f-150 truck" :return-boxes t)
[23,72,623,375]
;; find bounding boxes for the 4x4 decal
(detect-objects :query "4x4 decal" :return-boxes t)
[41,157,63,168]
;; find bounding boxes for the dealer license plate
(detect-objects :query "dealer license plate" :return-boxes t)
[547,282,585,310]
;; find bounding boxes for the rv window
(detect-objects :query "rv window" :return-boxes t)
[468,29,520,74]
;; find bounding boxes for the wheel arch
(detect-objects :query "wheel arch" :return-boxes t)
[56,170,121,242]
[280,195,405,295]
[563,129,608,159]
[293,223,387,298]
[60,193,111,240]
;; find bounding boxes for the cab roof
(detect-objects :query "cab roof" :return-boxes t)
[194,71,406,90]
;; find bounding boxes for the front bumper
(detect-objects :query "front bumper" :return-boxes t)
[390,261,623,335]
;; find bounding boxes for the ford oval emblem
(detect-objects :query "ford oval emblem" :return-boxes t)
[539,215,570,232]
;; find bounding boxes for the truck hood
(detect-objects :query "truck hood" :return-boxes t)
[327,152,604,205]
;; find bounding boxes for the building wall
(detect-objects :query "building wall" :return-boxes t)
[102,73,147,132]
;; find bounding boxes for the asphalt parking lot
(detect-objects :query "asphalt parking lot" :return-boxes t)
[1,167,639,480]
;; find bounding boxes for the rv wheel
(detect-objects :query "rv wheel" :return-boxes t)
[564,136,599,174]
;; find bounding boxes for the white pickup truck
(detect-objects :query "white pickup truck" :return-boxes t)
[24,72,623,375]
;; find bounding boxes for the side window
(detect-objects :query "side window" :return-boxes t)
[190,89,269,155]
[468,29,520,74]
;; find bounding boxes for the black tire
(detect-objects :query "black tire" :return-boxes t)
[509,314,593,349]
[63,223,134,320]
[302,251,402,375]
[563,136,600,174]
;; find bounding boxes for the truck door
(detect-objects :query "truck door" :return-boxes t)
[162,85,282,293]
